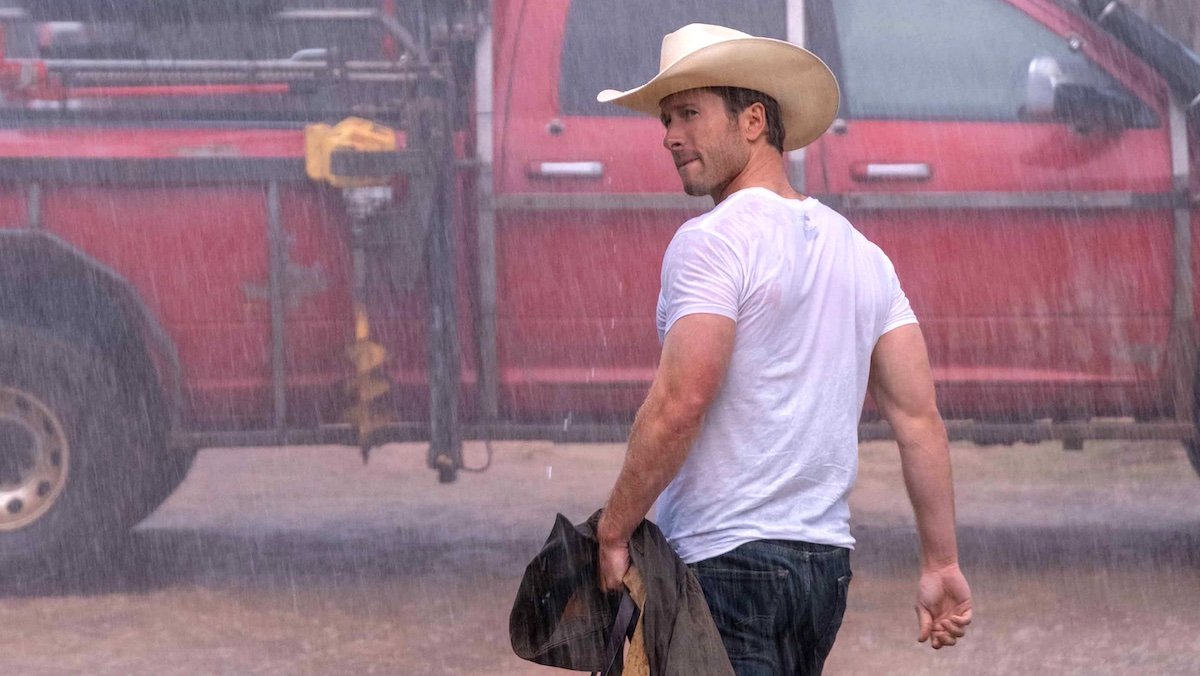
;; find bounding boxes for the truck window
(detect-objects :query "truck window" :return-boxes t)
[827,0,1156,125]
[559,0,787,117]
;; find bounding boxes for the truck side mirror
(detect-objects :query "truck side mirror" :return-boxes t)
[1022,55,1140,133]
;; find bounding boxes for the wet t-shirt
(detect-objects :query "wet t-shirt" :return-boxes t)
[655,187,917,563]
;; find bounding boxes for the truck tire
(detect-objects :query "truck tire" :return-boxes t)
[0,324,165,579]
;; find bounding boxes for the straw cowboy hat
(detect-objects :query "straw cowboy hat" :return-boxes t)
[597,23,840,151]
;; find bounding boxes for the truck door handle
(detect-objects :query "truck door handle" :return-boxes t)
[851,162,932,182]
[527,161,605,179]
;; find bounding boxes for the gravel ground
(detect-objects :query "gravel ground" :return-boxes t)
[1,438,1199,675]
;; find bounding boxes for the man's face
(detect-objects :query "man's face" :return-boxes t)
[659,89,749,198]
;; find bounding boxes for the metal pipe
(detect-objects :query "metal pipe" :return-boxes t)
[1097,0,1120,23]
[274,9,382,19]
[39,58,429,73]
[54,73,425,88]
[861,420,1196,444]
[443,50,464,470]
[420,36,464,480]
[55,74,422,88]
[474,26,500,422]
[0,8,430,66]
[64,84,290,99]
[171,423,424,450]
[26,182,40,230]
[786,0,808,192]
[377,13,431,68]
[274,9,430,66]
[1167,94,1196,424]
[168,418,1197,451]
[267,181,288,442]
[490,191,1186,213]
[34,58,434,88]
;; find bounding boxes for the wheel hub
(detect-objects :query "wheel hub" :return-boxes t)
[0,388,70,531]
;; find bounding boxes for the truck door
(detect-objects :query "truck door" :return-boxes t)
[807,0,1176,420]
[493,0,797,419]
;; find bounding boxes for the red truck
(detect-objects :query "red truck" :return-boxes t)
[0,0,1198,575]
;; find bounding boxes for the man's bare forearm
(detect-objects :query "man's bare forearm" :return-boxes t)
[897,414,959,569]
[597,393,701,546]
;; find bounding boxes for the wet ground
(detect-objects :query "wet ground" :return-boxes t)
[2,438,1199,675]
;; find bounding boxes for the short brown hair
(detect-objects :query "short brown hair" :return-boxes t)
[704,87,786,153]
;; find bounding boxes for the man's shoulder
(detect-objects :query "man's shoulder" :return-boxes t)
[801,197,858,233]
[676,189,779,243]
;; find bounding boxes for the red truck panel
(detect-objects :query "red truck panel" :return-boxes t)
[494,0,1188,422]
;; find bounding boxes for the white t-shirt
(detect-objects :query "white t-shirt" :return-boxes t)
[655,187,917,563]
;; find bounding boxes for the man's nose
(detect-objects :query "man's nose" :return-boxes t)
[663,125,683,150]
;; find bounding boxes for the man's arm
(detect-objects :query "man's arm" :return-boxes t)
[596,313,735,591]
[868,324,972,649]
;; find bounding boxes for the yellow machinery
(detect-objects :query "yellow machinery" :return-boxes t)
[304,117,397,188]
[306,117,398,461]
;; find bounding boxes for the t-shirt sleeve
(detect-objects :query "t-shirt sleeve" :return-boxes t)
[882,264,919,335]
[658,230,744,339]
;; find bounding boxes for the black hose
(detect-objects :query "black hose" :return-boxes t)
[1081,0,1200,124]
[459,439,494,473]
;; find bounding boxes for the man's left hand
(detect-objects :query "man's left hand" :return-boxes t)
[598,539,631,593]
[916,562,972,649]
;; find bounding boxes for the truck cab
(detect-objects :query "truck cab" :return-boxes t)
[495,0,1200,442]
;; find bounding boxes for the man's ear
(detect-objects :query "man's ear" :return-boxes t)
[741,102,767,144]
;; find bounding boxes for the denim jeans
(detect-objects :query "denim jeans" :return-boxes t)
[689,540,852,676]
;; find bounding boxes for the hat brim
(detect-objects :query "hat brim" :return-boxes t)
[597,37,840,152]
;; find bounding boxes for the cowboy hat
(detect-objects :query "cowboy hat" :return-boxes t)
[596,23,840,151]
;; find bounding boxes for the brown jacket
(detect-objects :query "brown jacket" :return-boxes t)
[510,511,734,675]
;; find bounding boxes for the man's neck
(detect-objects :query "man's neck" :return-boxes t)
[713,148,806,204]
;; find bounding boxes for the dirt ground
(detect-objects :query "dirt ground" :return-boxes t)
[2,438,1200,675]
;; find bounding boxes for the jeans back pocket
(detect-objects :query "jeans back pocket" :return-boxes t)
[694,565,789,660]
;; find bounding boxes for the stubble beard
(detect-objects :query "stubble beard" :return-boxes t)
[683,142,744,199]
[679,159,721,198]
[682,179,709,197]
[677,125,745,198]
[681,160,739,199]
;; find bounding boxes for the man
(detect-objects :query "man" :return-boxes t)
[593,24,973,675]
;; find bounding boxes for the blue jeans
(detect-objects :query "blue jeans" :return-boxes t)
[689,540,852,676]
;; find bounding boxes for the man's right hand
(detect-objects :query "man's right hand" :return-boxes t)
[597,538,632,593]
[916,562,972,649]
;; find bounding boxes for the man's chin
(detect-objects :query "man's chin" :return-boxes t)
[681,182,709,198]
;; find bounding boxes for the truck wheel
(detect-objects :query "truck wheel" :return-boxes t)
[130,443,195,524]
[0,324,159,578]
